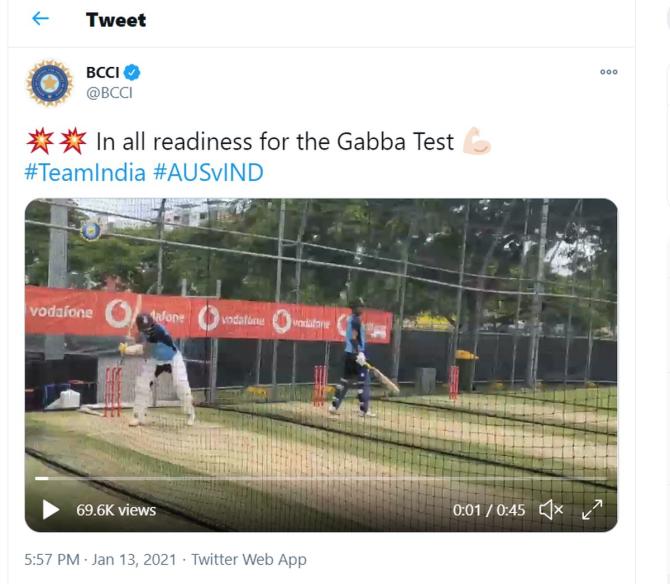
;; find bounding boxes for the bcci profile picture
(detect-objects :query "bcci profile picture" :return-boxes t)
[27,60,73,106]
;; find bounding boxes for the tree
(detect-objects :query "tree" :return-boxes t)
[24,198,617,338]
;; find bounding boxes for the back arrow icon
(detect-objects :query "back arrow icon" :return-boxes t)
[33,11,49,25]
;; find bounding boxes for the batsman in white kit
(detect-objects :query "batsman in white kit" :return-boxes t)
[119,313,196,427]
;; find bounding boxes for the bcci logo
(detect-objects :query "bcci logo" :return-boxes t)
[27,60,73,106]
[80,221,102,242]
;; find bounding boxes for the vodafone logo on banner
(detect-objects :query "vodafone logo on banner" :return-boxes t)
[149,310,186,325]
[272,309,292,334]
[143,295,191,337]
[25,287,100,336]
[369,324,388,340]
[27,305,93,320]
[336,314,348,337]
[95,291,143,336]
[104,299,132,329]
[194,298,268,336]
[335,312,389,341]
[198,305,220,332]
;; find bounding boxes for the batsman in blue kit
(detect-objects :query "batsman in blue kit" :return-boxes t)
[119,313,196,427]
[329,298,375,417]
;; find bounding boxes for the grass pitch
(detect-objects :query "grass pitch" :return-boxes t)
[25,386,617,532]
[25,455,204,531]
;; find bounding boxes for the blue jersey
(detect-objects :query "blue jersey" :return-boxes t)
[344,314,366,354]
[141,323,178,362]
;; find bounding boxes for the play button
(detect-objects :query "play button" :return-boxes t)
[42,499,59,520]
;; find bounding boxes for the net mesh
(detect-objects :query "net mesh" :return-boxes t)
[25,198,617,531]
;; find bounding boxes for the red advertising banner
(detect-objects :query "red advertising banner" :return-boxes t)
[25,286,98,336]
[95,290,193,338]
[189,298,272,339]
[25,286,392,344]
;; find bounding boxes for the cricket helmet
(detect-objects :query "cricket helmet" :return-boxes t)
[349,297,365,310]
[135,312,155,332]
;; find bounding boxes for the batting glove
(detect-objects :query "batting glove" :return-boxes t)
[124,343,144,356]
[356,352,367,366]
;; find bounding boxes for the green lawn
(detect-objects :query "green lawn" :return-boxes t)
[25,405,617,532]
[506,387,617,410]
[388,390,616,436]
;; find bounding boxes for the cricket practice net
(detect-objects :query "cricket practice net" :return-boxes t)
[25,198,617,531]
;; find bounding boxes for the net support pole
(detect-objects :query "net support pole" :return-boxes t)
[492,332,500,381]
[254,340,262,385]
[584,274,597,384]
[563,282,577,388]
[449,201,470,369]
[526,199,549,389]
[563,201,582,389]
[390,262,406,383]
[291,200,310,388]
[510,200,530,388]
[178,278,187,353]
[391,206,418,382]
[271,199,286,395]
[156,198,166,294]
[471,203,514,384]
[45,200,68,360]
[207,279,222,405]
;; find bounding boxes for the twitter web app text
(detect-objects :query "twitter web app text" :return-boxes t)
[6,2,633,583]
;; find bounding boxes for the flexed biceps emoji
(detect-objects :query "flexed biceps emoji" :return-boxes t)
[463,127,491,155]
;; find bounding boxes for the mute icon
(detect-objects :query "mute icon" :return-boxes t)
[538,499,563,521]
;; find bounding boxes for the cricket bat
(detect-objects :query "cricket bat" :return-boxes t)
[78,406,104,417]
[365,363,400,396]
[118,294,143,366]
[126,294,143,338]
